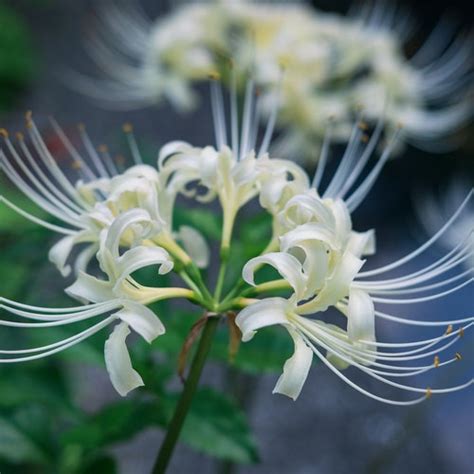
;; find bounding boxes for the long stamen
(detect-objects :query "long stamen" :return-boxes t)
[358,190,473,277]
[123,122,144,165]
[0,316,115,363]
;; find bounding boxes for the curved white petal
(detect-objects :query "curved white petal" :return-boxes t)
[176,225,210,269]
[74,243,99,275]
[158,140,193,166]
[66,271,114,304]
[48,235,78,277]
[327,199,352,242]
[103,208,152,258]
[113,245,173,293]
[299,251,365,314]
[347,288,375,342]
[236,297,290,342]
[104,322,144,396]
[117,302,165,343]
[280,223,337,253]
[347,229,376,257]
[242,253,307,300]
[273,328,313,401]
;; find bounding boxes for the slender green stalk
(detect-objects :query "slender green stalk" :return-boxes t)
[152,316,219,474]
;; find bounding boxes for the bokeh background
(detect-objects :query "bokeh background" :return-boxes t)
[0,1,473,473]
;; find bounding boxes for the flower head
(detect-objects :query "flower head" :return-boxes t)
[71,0,473,156]
[1,79,472,404]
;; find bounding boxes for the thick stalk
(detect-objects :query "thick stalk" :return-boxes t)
[152,316,219,474]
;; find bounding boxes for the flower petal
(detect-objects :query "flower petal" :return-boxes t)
[273,328,313,401]
[347,289,375,342]
[236,297,290,342]
[176,225,210,268]
[104,322,144,396]
[48,235,77,277]
[65,271,114,303]
[242,252,307,300]
[347,230,376,257]
[299,251,365,314]
[113,246,173,293]
[116,301,165,343]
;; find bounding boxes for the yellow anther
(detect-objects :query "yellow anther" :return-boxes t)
[208,71,221,81]
[116,154,125,165]
[0,128,9,139]
[445,324,453,335]
[98,144,108,153]
[358,121,369,131]
[77,123,85,131]
[425,387,432,399]
[459,327,465,337]
[122,122,133,133]
[396,121,404,129]
[455,352,462,361]
[434,355,440,368]
[25,111,33,128]
[361,134,369,143]
[16,132,24,141]
[71,160,82,170]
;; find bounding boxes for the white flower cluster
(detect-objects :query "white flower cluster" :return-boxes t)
[73,0,472,156]
[0,80,472,404]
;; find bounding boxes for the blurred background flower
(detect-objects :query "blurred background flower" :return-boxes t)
[0,1,472,474]
[69,0,473,158]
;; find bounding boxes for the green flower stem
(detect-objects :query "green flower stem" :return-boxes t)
[181,263,214,306]
[152,316,220,474]
[214,247,230,302]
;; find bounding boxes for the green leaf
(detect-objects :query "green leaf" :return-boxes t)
[61,399,167,454]
[0,416,46,464]
[0,403,58,466]
[0,364,74,414]
[62,387,259,464]
[179,387,259,464]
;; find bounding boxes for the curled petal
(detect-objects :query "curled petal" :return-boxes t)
[299,251,365,314]
[347,230,376,257]
[280,222,337,253]
[103,208,153,259]
[236,297,290,342]
[273,328,313,401]
[347,289,375,342]
[113,245,173,293]
[116,301,165,343]
[66,271,114,304]
[104,322,144,396]
[242,253,307,300]
[158,140,194,167]
[48,235,78,277]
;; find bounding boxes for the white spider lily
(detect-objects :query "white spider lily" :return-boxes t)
[0,209,194,396]
[0,117,204,276]
[158,76,308,250]
[236,190,473,404]
[71,0,472,156]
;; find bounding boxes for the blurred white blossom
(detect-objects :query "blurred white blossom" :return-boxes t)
[71,0,473,157]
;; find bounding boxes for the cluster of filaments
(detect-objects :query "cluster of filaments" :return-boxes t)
[0,75,472,402]
[74,0,473,156]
